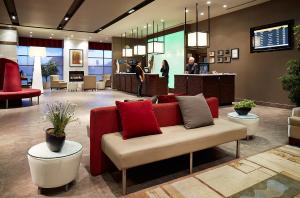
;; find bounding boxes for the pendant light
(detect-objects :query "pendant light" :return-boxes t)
[147,21,165,54]
[122,32,133,57]
[133,27,146,56]
[187,3,209,48]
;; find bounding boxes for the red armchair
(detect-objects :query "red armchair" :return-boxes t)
[0,58,41,108]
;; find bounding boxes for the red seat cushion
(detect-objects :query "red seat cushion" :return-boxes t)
[116,100,162,139]
[0,89,41,100]
[3,62,21,92]
[157,94,178,103]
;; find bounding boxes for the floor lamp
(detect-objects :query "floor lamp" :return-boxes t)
[29,47,46,93]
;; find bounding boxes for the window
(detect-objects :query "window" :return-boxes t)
[88,49,112,81]
[17,46,63,83]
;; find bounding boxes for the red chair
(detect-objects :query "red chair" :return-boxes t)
[0,58,41,108]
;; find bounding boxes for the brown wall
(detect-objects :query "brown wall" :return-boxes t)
[207,0,300,107]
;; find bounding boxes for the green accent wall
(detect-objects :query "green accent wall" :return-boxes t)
[148,31,184,88]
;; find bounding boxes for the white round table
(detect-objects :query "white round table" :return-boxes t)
[27,140,82,193]
[227,112,260,139]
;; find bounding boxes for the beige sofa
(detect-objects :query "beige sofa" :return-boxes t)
[288,107,300,145]
[50,75,67,90]
[101,118,247,194]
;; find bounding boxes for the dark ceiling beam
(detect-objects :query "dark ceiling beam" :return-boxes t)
[94,0,155,33]
[3,0,19,25]
[57,0,85,30]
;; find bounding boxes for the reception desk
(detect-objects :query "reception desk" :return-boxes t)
[174,74,235,105]
[113,73,168,96]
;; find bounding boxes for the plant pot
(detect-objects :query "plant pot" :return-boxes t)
[234,107,251,116]
[45,128,65,152]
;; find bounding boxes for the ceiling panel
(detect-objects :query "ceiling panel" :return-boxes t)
[15,0,73,28]
[65,0,144,32]
[0,1,11,24]
[101,0,270,36]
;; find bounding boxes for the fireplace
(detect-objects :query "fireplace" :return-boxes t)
[69,71,84,82]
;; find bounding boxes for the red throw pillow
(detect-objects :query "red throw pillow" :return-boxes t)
[116,100,162,139]
[157,94,177,103]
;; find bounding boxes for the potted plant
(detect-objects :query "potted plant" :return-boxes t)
[234,99,256,115]
[45,101,77,152]
[42,61,58,89]
[280,59,300,107]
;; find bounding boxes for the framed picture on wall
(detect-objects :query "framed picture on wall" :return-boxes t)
[224,49,231,56]
[217,57,223,63]
[209,57,215,64]
[70,49,83,67]
[209,51,215,57]
[217,50,224,56]
[224,56,231,63]
[231,48,239,59]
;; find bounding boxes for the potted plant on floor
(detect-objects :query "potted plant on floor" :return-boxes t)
[279,25,300,107]
[45,101,77,152]
[42,60,58,89]
[234,99,256,115]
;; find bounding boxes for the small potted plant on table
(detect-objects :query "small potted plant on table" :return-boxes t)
[45,101,77,152]
[234,99,256,116]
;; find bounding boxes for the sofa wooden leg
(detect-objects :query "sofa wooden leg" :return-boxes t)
[122,169,126,195]
[37,96,39,105]
[6,100,8,109]
[190,152,193,174]
[236,140,240,158]
[30,98,33,106]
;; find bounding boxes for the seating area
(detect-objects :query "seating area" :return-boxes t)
[0,0,300,197]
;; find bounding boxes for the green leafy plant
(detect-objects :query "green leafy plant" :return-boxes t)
[42,61,58,82]
[294,25,300,50]
[280,59,300,106]
[234,99,256,109]
[46,102,77,137]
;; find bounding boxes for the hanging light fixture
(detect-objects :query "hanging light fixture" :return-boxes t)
[147,21,165,54]
[187,3,209,48]
[133,27,146,55]
[122,32,133,57]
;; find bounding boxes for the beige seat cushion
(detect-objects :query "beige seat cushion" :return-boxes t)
[102,118,247,170]
[289,117,300,126]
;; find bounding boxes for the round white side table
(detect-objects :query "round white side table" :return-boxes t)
[68,82,78,92]
[227,112,260,139]
[27,140,82,193]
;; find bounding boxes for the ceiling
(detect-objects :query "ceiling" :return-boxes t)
[0,0,270,42]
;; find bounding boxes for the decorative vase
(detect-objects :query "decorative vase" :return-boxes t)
[45,128,65,152]
[234,107,251,116]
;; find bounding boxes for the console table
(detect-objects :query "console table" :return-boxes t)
[174,74,235,105]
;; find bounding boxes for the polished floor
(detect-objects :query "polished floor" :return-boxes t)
[0,90,291,197]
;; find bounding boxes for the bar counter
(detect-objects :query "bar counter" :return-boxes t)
[113,73,168,96]
[174,74,235,105]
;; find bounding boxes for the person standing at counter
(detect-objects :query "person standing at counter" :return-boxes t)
[185,57,198,74]
[160,60,169,85]
[136,61,145,97]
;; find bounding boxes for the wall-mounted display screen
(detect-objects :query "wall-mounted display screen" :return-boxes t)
[250,20,294,53]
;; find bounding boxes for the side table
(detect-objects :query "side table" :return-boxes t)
[68,82,78,92]
[227,112,260,139]
[27,140,82,193]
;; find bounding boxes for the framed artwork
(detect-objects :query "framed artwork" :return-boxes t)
[224,56,231,63]
[209,57,215,64]
[217,50,224,56]
[209,51,215,57]
[217,57,223,63]
[70,49,83,67]
[224,49,231,56]
[231,48,239,59]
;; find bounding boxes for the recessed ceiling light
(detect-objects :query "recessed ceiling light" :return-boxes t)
[89,36,92,39]
[51,33,54,36]
[99,28,102,31]
[128,9,135,14]
[58,26,62,29]
[223,4,227,8]
[30,31,33,34]
[70,35,74,38]
[200,12,204,16]
[143,25,147,28]
[148,24,152,27]
[11,15,16,20]
[99,40,103,42]
[185,9,189,13]
[160,19,164,22]
[64,17,69,21]
[49,36,52,39]
[206,1,211,5]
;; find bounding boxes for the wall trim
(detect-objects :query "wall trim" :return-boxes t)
[0,41,17,45]
[235,98,295,109]
[0,26,17,30]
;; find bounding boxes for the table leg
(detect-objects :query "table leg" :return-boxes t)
[38,187,42,194]
[6,99,8,109]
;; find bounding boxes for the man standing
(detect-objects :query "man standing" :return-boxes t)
[185,57,198,74]
[135,61,145,97]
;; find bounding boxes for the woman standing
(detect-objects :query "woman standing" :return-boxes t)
[160,60,169,85]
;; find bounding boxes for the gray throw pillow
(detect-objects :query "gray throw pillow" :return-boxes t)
[176,94,214,129]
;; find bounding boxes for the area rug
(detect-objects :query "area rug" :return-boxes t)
[125,145,300,198]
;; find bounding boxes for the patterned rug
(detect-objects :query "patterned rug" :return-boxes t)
[125,145,300,198]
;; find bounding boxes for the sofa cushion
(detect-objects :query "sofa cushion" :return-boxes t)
[116,100,161,139]
[176,94,214,129]
[101,118,247,170]
[157,94,178,103]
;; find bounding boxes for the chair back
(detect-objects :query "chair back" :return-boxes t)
[0,58,19,90]
[84,75,97,89]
